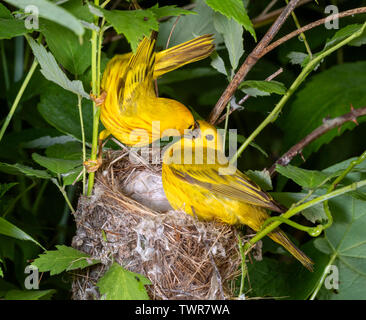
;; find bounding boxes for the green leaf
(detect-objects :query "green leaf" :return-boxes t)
[27,38,89,99]
[280,62,366,159]
[4,289,56,300]
[246,169,272,191]
[312,195,366,299]
[32,245,100,276]
[45,141,85,160]
[156,0,223,49]
[210,51,227,76]
[149,4,196,19]
[37,84,93,143]
[0,182,18,198]
[204,0,255,40]
[325,24,366,49]
[97,263,151,300]
[4,0,84,36]
[213,12,243,72]
[247,240,329,299]
[0,3,29,39]
[271,192,327,223]
[0,258,3,277]
[157,67,218,85]
[239,80,287,97]
[287,51,308,66]
[99,7,158,52]
[0,162,52,179]
[62,166,83,186]
[22,135,77,149]
[40,19,91,75]
[0,217,44,249]
[32,153,82,175]
[276,164,331,189]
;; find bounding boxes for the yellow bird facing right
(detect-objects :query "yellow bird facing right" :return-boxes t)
[162,120,314,271]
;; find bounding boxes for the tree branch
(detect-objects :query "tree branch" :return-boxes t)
[208,0,302,125]
[268,105,366,175]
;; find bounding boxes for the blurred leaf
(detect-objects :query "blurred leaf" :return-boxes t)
[0,162,52,179]
[0,258,3,277]
[22,135,77,149]
[99,7,158,52]
[149,4,196,19]
[32,153,81,174]
[4,289,56,300]
[3,0,84,36]
[0,279,18,297]
[40,19,91,75]
[157,67,218,85]
[97,263,151,300]
[0,183,18,198]
[325,24,366,49]
[247,240,329,299]
[62,166,83,186]
[0,3,29,39]
[37,84,93,143]
[239,80,286,97]
[32,245,100,276]
[280,62,366,158]
[27,38,89,99]
[204,0,255,40]
[312,195,366,299]
[157,0,223,48]
[246,169,272,191]
[0,217,44,249]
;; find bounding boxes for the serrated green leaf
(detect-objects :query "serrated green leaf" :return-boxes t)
[32,245,100,276]
[276,165,332,189]
[280,62,366,159]
[239,80,286,97]
[213,12,243,72]
[37,84,93,143]
[97,263,151,300]
[0,162,52,179]
[149,4,196,19]
[205,0,255,40]
[0,217,44,249]
[0,3,29,39]
[32,153,82,174]
[3,0,84,36]
[287,51,308,66]
[99,7,158,52]
[4,289,56,300]
[324,24,366,49]
[27,38,89,98]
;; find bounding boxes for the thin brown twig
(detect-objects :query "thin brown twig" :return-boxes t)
[268,105,366,176]
[208,0,302,125]
[260,7,366,58]
[216,67,283,125]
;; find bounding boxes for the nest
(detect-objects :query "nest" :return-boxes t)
[71,149,246,300]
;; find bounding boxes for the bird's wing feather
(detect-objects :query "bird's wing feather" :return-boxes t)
[122,36,156,105]
[168,149,284,213]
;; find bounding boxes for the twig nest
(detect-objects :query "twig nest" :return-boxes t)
[71,150,241,300]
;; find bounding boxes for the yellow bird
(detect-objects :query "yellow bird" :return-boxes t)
[162,120,314,271]
[98,34,215,147]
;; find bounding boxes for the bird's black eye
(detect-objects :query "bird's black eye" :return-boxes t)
[205,134,214,141]
[188,124,194,129]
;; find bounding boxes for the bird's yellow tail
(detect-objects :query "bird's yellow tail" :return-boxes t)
[154,34,215,78]
[269,230,314,271]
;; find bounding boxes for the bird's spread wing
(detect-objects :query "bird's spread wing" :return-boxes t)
[122,36,156,105]
[168,149,284,213]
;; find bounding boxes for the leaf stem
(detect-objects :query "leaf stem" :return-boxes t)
[0,59,38,143]
[229,21,366,164]
[77,94,87,195]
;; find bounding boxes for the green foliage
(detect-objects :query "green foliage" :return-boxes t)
[204,0,256,40]
[97,263,151,300]
[32,245,100,275]
[3,0,84,36]
[0,3,29,39]
[0,162,52,179]
[239,80,287,97]
[4,289,56,300]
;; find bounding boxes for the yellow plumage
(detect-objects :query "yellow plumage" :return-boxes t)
[162,120,314,271]
[99,34,215,146]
